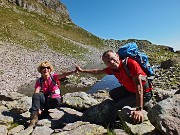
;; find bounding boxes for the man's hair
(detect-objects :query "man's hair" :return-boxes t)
[102,50,116,58]
[37,61,54,73]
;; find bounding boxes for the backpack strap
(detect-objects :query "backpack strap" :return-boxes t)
[122,57,147,80]
[50,73,58,87]
[49,73,61,95]
[122,57,131,78]
[122,57,150,90]
[38,74,61,94]
[38,76,44,91]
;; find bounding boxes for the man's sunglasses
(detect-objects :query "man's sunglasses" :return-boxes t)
[41,66,50,69]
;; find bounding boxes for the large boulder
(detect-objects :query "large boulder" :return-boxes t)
[62,92,99,111]
[148,94,180,135]
[0,125,8,135]
[0,92,31,113]
[118,106,156,135]
[81,99,118,126]
[161,58,180,69]
[56,121,107,135]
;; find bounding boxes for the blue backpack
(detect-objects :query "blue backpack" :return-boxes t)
[118,42,154,77]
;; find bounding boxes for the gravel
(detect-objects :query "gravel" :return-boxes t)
[0,41,106,95]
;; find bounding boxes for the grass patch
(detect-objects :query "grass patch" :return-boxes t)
[7,122,19,131]
[0,4,103,60]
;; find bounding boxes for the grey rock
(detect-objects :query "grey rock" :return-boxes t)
[118,106,155,135]
[153,89,175,102]
[0,125,8,135]
[8,125,25,135]
[62,92,99,111]
[161,58,180,69]
[49,107,82,119]
[81,99,118,125]
[148,94,180,135]
[52,121,107,135]
[0,113,14,125]
[7,0,71,22]
[113,129,129,135]
[5,96,31,113]
[36,119,52,128]
[14,126,33,135]
[90,90,111,103]
[31,126,54,135]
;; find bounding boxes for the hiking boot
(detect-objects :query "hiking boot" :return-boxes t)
[29,113,38,127]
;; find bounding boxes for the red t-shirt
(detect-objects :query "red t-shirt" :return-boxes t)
[104,58,151,93]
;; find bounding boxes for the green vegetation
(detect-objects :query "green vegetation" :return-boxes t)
[107,128,115,135]
[7,122,19,131]
[147,45,179,65]
[0,3,103,60]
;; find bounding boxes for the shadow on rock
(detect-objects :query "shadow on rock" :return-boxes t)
[1,111,29,126]
[80,99,118,126]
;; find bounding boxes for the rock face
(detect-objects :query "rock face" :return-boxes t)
[4,0,71,21]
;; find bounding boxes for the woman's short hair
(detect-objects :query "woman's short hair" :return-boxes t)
[37,61,54,73]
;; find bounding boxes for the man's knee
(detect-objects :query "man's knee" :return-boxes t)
[109,87,123,102]
[109,90,118,102]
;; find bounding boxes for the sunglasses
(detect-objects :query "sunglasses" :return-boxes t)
[41,66,50,69]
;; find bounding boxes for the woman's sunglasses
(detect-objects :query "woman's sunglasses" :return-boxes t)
[41,66,50,69]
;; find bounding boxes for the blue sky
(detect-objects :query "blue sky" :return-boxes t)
[61,0,180,51]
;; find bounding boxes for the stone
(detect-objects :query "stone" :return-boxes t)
[81,99,118,126]
[118,106,155,135]
[148,94,180,135]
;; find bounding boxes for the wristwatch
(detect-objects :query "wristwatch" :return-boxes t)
[136,106,143,111]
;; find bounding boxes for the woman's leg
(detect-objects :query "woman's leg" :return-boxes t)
[30,93,46,114]
[29,93,46,127]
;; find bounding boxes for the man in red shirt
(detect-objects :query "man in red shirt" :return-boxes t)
[76,50,153,124]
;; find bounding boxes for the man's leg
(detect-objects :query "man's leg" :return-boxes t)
[109,86,133,102]
[115,90,153,110]
[143,91,153,110]
[115,94,136,110]
[109,86,136,109]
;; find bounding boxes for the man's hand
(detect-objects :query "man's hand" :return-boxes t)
[75,64,83,72]
[131,110,144,124]
[38,109,42,115]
